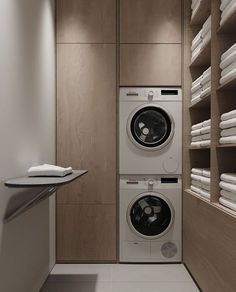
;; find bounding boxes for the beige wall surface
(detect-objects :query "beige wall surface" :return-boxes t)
[0,0,55,291]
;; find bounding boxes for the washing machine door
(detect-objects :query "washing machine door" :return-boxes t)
[127,192,174,240]
[127,105,174,150]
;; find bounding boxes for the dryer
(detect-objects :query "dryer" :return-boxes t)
[119,175,182,263]
[119,87,182,175]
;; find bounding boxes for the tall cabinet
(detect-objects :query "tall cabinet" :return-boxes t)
[183,0,236,291]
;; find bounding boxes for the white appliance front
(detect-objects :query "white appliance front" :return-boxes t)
[119,87,182,175]
[119,175,182,263]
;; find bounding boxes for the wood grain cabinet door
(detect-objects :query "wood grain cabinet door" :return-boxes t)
[120,44,182,86]
[120,0,182,44]
[57,0,116,43]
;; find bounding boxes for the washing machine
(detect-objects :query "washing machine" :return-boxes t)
[119,175,182,262]
[119,87,182,175]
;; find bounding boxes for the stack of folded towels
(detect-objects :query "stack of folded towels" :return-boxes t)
[220,0,236,27]
[191,15,211,62]
[27,164,73,177]
[219,173,236,211]
[191,0,202,17]
[220,109,236,144]
[191,67,211,103]
[220,43,236,85]
[191,168,211,200]
[191,119,211,147]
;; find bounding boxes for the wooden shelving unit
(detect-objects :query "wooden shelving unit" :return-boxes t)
[183,1,236,290]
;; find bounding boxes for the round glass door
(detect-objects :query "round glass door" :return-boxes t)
[128,105,174,150]
[127,194,174,239]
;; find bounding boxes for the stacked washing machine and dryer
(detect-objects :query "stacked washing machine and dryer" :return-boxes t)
[119,87,182,263]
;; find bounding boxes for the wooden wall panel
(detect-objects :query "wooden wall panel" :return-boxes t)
[57,0,116,43]
[57,44,116,205]
[183,193,236,292]
[120,0,182,43]
[57,204,117,261]
[120,44,182,86]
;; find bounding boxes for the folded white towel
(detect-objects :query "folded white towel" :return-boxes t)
[192,75,203,87]
[202,30,211,47]
[192,135,202,142]
[221,1,236,26]
[192,45,202,61]
[191,174,210,185]
[28,164,73,177]
[191,81,202,93]
[200,189,210,199]
[201,73,211,85]
[203,15,211,30]
[203,66,211,77]
[221,109,236,121]
[192,30,203,51]
[202,81,211,90]
[221,127,236,137]
[220,68,236,85]
[191,95,202,104]
[191,185,202,194]
[220,0,232,11]
[203,119,211,127]
[191,168,210,177]
[220,181,236,193]
[220,136,236,144]
[221,173,236,184]
[221,0,236,16]
[219,196,236,211]
[191,128,202,136]
[220,117,236,129]
[203,169,211,177]
[192,122,203,130]
[221,43,236,61]
[201,140,211,147]
[192,88,202,99]
[221,61,236,77]
[220,50,236,69]
[201,87,211,98]
[190,141,201,147]
[192,179,202,186]
[192,168,203,175]
[220,189,236,202]
[201,125,211,134]
[202,182,211,191]
[202,133,211,140]
[191,174,202,182]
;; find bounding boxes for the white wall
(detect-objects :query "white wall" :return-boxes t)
[0,0,55,291]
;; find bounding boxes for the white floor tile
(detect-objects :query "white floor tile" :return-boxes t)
[111,264,193,282]
[41,282,112,292]
[112,282,199,292]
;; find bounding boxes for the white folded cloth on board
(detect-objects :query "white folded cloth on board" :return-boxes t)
[200,189,210,199]
[192,122,203,130]
[220,117,236,129]
[201,125,211,134]
[221,43,236,61]
[192,180,211,191]
[192,135,202,142]
[192,30,203,51]
[220,68,236,85]
[221,109,236,121]
[192,168,211,177]
[191,128,202,136]
[220,189,236,201]
[191,185,201,194]
[221,173,236,184]
[219,196,236,211]
[28,164,73,177]
[220,50,236,69]
[220,181,236,193]
[220,136,236,144]
[191,174,211,185]
[191,141,201,147]
[201,133,211,140]
[221,127,236,137]
[201,140,210,147]
[221,61,236,77]
[220,0,232,11]
[220,1,236,26]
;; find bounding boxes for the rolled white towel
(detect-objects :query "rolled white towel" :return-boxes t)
[221,43,236,61]
[221,1,236,26]
[220,117,236,129]
[191,141,201,147]
[220,0,232,11]
[28,164,73,177]
[192,168,203,175]
[221,61,236,77]
[219,196,236,212]
[221,127,236,137]
[220,180,236,193]
[192,122,203,130]
[201,133,211,140]
[220,136,236,144]
[191,128,202,136]
[201,140,211,147]
[192,135,202,142]
[200,189,210,199]
[203,119,211,127]
[220,50,236,69]
[221,109,236,121]
[220,189,236,202]
[201,125,211,134]
[220,68,236,85]
[191,185,202,194]
[221,173,236,184]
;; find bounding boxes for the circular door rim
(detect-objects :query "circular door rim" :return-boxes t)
[127,104,175,151]
[126,191,175,240]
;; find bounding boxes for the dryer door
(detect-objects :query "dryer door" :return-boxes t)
[127,105,174,150]
[127,192,174,240]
